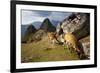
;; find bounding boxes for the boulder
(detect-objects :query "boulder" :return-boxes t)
[78,36,90,59]
[57,13,90,40]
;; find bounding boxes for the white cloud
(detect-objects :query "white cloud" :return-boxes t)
[22,10,45,24]
[21,10,72,25]
[48,12,72,21]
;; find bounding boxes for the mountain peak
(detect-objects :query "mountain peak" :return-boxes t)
[40,18,56,32]
[44,18,49,21]
[43,18,51,24]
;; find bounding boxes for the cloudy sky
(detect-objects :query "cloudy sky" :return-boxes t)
[21,10,72,25]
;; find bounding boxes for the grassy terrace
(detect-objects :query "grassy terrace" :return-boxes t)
[21,36,79,63]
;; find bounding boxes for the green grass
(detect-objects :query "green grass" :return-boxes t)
[21,36,79,63]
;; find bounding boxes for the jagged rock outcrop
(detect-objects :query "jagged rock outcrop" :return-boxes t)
[56,13,90,59]
[56,13,90,40]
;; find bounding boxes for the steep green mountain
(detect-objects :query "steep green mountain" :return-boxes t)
[22,25,37,43]
[40,18,56,32]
